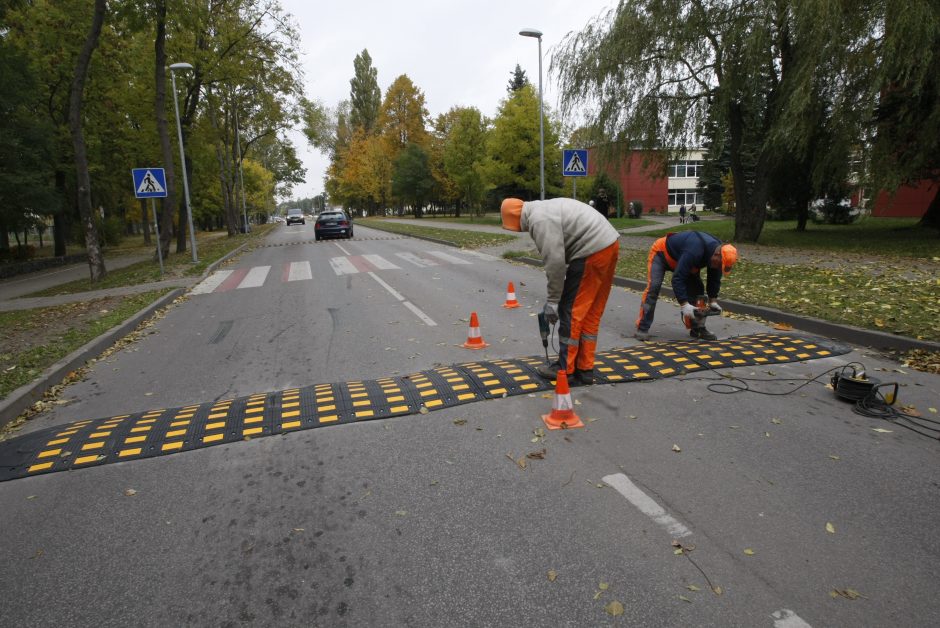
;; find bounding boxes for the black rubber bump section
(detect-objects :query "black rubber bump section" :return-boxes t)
[0,333,849,482]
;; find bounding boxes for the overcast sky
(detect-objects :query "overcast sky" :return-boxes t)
[279,0,614,200]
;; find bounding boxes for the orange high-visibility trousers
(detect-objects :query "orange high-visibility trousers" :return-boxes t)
[557,241,620,373]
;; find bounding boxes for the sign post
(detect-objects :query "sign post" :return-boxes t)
[562,149,588,201]
[132,168,167,276]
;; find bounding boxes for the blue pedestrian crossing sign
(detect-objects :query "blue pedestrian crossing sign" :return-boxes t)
[562,149,588,177]
[131,168,167,198]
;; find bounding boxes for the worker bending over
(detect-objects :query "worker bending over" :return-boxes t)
[501,197,620,386]
[634,231,737,341]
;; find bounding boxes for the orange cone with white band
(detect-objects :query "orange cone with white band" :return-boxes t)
[461,312,489,349]
[502,282,521,308]
[541,369,584,430]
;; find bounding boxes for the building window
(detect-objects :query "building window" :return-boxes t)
[668,160,703,178]
[668,189,699,206]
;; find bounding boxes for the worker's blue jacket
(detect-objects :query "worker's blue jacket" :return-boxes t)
[664,231,723,303]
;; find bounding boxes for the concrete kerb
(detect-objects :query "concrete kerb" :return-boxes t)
[516,256,940,355]
[0,240,253,430]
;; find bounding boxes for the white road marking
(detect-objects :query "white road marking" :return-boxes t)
[362,254,400,270]
[771,609,812,627]
[191,270,233,295]
[238,265,270,289]
[367,272,404,301]
[601,473,692,538]
[396,252,438,267]
[330,257,359,275]
[287,261,312,282]
[334,242,353,255]
[403,301,437,326]
[459,250,498,261]
[367,272,436,326]
[428,250,471,264]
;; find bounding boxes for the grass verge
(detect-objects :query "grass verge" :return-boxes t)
[359,218,517,248]
[0,289,173,400]
[642,217,939,258]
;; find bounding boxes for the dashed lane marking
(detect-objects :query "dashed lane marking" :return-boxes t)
[0,334,847,482]
[602,473,692,538]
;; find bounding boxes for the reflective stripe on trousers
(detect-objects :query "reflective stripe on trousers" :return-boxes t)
[635,237,704,332]
[556,241,619,373]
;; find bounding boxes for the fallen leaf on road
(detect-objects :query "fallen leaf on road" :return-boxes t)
[871,427,893,433]
[452,419,467,426]
[830,588,865,600]
[604,601,624,616]
[678,595,692,603]
[419,406,429,415]
[826,522,836,534]
[547,570,557,582]
[773,322,793,330]
[829,455,841,460]
[672,444,682,452]
[744,548,755,555]
[526,449,546,460]
[929,407,937,414]
[124,489,137,496]
[395,510,407,516]
[712,586,723,595]
[771,418,782,425]
[687,584,701,591]
[26,495,37,500]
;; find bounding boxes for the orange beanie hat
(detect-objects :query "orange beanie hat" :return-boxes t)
[500,198,523,232]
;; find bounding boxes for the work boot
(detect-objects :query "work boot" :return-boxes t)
[634,330,651,341]
[690,327,718,341]
[536,361,561,380]
[572,369,594,386]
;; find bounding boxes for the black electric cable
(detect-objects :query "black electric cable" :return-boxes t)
[673,341,938,442]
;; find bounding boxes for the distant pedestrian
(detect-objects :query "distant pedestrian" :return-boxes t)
[689,204,697,219]
[678,204,687,224]
[593,189,610,220]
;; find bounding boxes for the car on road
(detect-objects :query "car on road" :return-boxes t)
[286,208,305,226]
[314,210,353,240]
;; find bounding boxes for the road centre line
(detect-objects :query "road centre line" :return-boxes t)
[403,301,437,326]
[771,609,812,627]
[334,242,352,255]
[367,272,437,326]
[368,272,404,301]
[602,473,692,538]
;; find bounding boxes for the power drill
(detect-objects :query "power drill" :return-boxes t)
[681,295,720,329]
[537,311,551,364]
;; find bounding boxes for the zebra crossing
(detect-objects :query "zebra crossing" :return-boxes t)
[191,249,498,295]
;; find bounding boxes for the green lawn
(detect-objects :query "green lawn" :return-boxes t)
[643,217,939,259]
[0,290,173,400]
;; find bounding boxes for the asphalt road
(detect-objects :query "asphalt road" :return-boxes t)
[1,222,938,627]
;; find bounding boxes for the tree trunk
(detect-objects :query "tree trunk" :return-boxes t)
[727,101,768,242]
[68,0,107,282]
[916,186,940,232]
[154,0,177,261]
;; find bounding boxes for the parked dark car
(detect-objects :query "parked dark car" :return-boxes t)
[286,207,305,225]
[314,210,353,240]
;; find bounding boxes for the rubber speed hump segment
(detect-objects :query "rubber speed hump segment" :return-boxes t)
[0,333,848,482]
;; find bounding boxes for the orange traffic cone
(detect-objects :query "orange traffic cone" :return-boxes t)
[541,369,584,430]
[461,312,489,349]
[502,282,521,308]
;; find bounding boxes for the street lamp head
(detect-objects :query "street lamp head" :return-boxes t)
[169,62,194,71]
[519,28,543,39]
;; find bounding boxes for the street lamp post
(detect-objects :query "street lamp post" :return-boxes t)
[169,62,198,262]
[519,28,545,200]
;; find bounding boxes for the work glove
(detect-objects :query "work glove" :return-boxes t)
[680,303,697,319]
[543,301,559,325]
[708,300,723,315]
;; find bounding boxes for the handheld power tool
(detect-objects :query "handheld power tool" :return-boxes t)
[537,311,552,364]
[681,295,721,329]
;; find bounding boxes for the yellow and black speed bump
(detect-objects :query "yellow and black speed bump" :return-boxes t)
[0,333,847,482]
